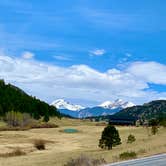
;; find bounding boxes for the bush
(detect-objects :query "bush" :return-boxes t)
[149,119,159,126]
[30,122,58,129]
[127,134,136,143]
[151,126,158,135]
[64,154,106,166]
[99,124,121,150]
[34,139,46,150]
[119,151,137,160]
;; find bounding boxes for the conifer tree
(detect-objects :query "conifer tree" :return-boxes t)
[99,124,121,150]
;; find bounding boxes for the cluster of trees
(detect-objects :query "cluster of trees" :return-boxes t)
[5,111,32,127]
[0,80,61,122]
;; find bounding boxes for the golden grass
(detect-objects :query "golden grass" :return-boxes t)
[0,118,165,166]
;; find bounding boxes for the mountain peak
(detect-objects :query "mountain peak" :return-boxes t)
[51,99,85,111]
[99,99,135,109]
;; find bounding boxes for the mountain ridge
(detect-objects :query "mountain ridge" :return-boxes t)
[51,98,135,118]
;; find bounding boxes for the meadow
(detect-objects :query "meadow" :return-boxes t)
[0,118,165,166]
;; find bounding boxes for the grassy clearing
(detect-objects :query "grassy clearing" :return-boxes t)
[0,118,165,166]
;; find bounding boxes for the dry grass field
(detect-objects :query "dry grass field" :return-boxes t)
[0,118,165,166]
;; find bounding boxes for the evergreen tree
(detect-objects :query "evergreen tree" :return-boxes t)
[33,111,41,120]
[43,112,49,122]
[99,124,121,150]
[149,119,158,135]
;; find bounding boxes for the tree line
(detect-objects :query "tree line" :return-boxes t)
[0,79,60,121]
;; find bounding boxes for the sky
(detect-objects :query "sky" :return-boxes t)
[0,0,166,106]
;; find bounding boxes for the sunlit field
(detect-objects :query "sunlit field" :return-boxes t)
[0,118,165,166]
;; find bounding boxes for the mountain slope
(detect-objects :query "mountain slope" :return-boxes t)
[115,100,166,120]
[0,79,60,119]
[78,106,120,118]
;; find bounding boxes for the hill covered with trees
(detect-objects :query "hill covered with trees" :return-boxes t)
[0,79,60,120]
[115,100,166,121]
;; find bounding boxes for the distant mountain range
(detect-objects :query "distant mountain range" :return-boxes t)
[51,99,135,118]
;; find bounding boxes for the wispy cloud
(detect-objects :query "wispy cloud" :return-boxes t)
[0,53,166,104]
[53,55,71,61]
[0,30,60,53]
[79,7,166,32]
[22,51,34,59]
[89,49,106,56]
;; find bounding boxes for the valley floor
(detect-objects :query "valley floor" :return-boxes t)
[0,118,165,166]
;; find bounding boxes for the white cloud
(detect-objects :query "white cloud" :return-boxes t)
[22,51,34,59]
[0,54,166,105]
[89,49,106,56]
[127,61,166,84]
[53,55,70,61]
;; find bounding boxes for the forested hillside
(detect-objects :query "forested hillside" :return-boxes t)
[115,100,166,120]
[0,79,60,119]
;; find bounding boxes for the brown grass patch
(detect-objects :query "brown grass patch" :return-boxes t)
[0,148,26,158]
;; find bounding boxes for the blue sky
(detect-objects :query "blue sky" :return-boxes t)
[0,0,166,106]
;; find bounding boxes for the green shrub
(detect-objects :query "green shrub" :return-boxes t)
[119,151,137,160]
[127,134,136,143]
[64,154,106,166]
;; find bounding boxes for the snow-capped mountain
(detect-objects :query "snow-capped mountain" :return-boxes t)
[99,99,135,109]
[51,99,85,111]
[51,99,135,118]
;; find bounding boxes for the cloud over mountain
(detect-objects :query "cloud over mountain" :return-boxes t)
[0,53,166,105]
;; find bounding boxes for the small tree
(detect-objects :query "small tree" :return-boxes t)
[149,119,158,135]
[99,124,121,150]
[127,134,136,143]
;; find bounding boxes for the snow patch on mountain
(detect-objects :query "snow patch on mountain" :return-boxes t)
[51,99,85,111]
[99,99,135,109]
